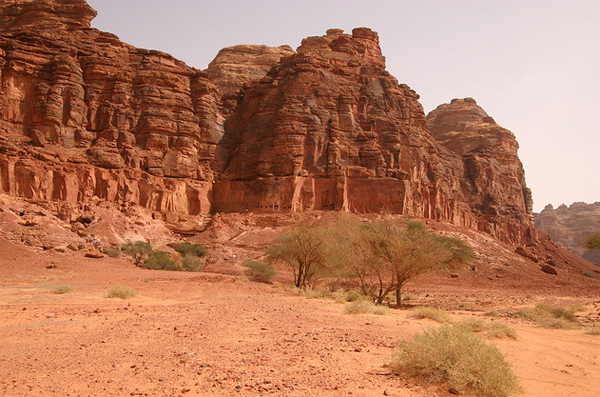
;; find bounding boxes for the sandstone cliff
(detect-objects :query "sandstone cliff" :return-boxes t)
[536,202,600,265]
[0,0,541,249]
[427,98,535,244]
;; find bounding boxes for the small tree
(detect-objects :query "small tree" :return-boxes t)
[122,241,153,267]
[143,250,179,271]
[266,222,331,289]
[584,232,600,250]
[349,219,473,305]
[242,260,277,283]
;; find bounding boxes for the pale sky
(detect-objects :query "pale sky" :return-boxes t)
[87,0,600,212]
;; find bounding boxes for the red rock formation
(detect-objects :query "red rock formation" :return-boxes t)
[0,0,219,224]
[0,1,542,248]
[536,202,600,265]
[427,98,536,244]
[214,28,474,226]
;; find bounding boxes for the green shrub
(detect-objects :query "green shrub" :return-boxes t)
[121,241,153,267]
[344,300,389,315]
[391,326,520,397]
[143,250,179,271]
[53,284,74,294]
[346,290,363,302]
[175,243,208,258]
[181,254,204,272]
[104,247,121,258]
[582,271,596,278]
[241,260,277,282]
[409,306,453,324]
[106,284,138,299]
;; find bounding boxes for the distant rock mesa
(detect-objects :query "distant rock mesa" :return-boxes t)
[0,0,539,247]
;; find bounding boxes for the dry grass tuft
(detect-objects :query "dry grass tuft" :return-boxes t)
[391,325,520,397]
[53,284,74,294]
[408,306,453,324]
[106,284,138,299]
[344,300,390,315]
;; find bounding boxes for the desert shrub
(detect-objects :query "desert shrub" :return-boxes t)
[53,284,74,294]
[143,250,179,271]
[518,303,579,329]
[241,260,276,282]
[106,284,138,299]
[456,318,517,339]
[346,290,363,302]
[484,311,500,318]
[456,317,487,333]
[484,321,518,339]
[104,247,121,258]
[391,325,520,397]
[582,272,596,278]
[409,306,453,324]
[175,243,208,258]
[345,300,389,315]
[181,254,204,272]
[121,241,153,267]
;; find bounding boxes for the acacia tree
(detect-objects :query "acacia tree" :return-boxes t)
[121,241,153,267]
[349,219,474,305]
[266,222,330,289]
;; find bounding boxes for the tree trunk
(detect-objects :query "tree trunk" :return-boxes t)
[395,286,402,307]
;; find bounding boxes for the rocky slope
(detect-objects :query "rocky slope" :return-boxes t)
[0,0,591,276]
[536,202,600,265]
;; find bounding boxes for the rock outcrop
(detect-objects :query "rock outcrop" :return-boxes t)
[427,98,535,244]
[536,202,600,265]
[0,1,540,248]
[0,0,220,226]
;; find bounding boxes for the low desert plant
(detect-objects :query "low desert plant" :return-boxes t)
[391,325,520,397]
[53,284,74,294]
[582,271,596,278]
[518,303,579,328]
[584,327,600,336]
[181,254,204,272]
[484,321,518,339]
[408,306,453,324]
[241,260,277,282]
[174,243,208,258]
[121,241,153,267]
[345,290,363,302]
[143,250,179,271]
[456,317,487,333]
[104,247,121,258]
[106,284,138,299]
[344,300,389,315]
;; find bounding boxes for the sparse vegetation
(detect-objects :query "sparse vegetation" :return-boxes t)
[408,306,454,324]
[53,284,74,294]
[345,290,363,302]
[241,260,277,283]
[391,325,520,397]
[143,250,178,271]
[585,327,600,336]
[181,254,204,272]
[174,243,208,258]
[121,241,153,267]
[106,284,138,299]
[518,303,580,329]
[344,300,390,315]
[582,272,596,278]
[456,317,517,339]
[104,247,121,258]
[584,231,600,250]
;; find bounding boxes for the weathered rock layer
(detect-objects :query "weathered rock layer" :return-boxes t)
[0,1,539,247]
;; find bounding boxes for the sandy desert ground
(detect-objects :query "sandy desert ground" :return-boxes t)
[0,236,599,397]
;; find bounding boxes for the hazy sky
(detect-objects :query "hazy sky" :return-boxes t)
[87,0,600,212]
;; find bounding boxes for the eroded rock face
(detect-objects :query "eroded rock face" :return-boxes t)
[427,98,536,244]
[536,202,600,265]
[0,0,220,222]
[214,28,475,228]
[0,2,540,247]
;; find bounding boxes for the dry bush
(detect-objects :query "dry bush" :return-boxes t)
[585,327,600,336]
[241,260,276,282]
[181,254,204,272]
[344,300,389,315]
[391,325,520,397]
[53,284,74,294]
[518,303,579,329]
[456,317,517,339]
[408,306,453,324]
[106,284,138,299]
